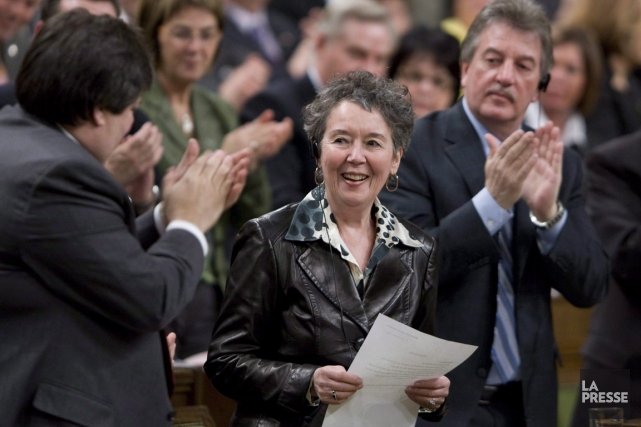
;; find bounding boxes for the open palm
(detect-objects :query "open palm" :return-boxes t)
[523,122,563,220]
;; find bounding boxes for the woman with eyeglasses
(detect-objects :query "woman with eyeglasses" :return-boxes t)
[137,0,292,361]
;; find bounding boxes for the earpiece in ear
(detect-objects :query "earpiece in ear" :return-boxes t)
[538,73,550,92]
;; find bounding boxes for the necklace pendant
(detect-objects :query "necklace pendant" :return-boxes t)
[181,112,194,135]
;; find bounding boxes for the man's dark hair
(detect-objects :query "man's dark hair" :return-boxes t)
[16,9,153,126]
[40,0,121,21]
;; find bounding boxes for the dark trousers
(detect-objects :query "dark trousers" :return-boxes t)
[168,281,222,360]
[470,382,526,427]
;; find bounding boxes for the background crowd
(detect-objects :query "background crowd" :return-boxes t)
[0,0,640,426]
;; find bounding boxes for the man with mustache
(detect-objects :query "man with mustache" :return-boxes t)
[381,0,608,426]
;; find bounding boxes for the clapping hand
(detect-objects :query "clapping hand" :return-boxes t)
[162,139,250,232]
[484,129,538,209]
[522,121,563,221]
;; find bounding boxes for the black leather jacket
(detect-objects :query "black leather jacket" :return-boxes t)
[205,202,439,426]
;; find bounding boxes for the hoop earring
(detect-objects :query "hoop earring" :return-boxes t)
[386,173,399,192]
[314,167,324,185]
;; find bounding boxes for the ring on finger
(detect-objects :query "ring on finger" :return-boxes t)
[331,390,337,400]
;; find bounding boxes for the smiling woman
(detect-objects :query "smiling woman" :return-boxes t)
[205,71,450,427]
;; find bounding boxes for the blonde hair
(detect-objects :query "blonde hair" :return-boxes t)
[559,0,641,60]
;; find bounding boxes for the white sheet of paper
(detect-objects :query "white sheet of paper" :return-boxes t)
[322,314,477,427]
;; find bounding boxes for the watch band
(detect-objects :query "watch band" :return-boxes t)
[529,201,565,229]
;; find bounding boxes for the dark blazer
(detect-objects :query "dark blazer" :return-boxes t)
[205,202,440,426]
[0,82,17,109]
[242,74,318,209]
[269,0,325,24]
[0,107,204,426]
[579,131,641,419]
[585,69,641,149]
[199,8,300,91]
[381,101,609,427]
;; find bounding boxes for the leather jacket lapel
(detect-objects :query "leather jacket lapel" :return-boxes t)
[363,250,413,325]
[297,245,370,334]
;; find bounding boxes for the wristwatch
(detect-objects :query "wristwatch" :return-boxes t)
[529,201,565,229]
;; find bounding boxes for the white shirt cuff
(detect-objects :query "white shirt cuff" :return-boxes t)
[153,203,209,256]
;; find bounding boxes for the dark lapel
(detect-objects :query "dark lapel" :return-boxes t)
[362,249,412,324]
[222,16,262,55]
[443,103,487,197]
[441,102,537,287]
[296,244,370,334]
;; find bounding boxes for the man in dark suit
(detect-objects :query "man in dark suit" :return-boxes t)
[0,10,249,426]
[199,0,300,91]
[0,0,164,214]
[242,0,395,209]
[381,0,609,426]
[570,130,641,426]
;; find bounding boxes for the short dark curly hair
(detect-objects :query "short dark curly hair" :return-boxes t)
[303,71,414,157]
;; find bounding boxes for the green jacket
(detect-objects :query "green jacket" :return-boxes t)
[141,81,271,288]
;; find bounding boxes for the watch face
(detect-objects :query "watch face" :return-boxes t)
[529,202,564,229]
[529,211,550,229]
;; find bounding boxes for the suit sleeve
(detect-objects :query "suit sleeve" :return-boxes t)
[543,150,609,306]
[19,159,204,333]
[587,146,641,303]
[205,219,318,414]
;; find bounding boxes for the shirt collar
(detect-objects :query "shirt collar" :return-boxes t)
[462,96,492,156]
[306,65,324,91]
[285,186,422,251]
[58,125,80,145]
[226,3,269,33]
[462,96,536,154]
